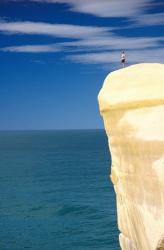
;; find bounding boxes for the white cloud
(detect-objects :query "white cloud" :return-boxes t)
[68,52,118,64]
[0,21,110,39]
[1,19,163,61]
[0,44,61,53]
[7,1,164,27]
[0,19,163,67]
[131,13,164,26]
[67,48,164,65]
[26,0,151,18]
[61,36,163,51]
[2,32,163,54]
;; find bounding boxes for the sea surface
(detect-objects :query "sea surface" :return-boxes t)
[0,130,120,250]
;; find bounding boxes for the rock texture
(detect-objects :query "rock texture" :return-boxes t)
[98,63,164,250]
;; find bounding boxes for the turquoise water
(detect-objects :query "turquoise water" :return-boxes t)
[0,130,120,250]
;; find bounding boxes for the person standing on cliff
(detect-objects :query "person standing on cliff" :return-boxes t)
[121,51,126,68]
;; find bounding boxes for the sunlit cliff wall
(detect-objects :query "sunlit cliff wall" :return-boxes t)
[98,64,164,250]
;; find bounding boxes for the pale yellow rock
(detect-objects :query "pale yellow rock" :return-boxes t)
[98,63,164,250]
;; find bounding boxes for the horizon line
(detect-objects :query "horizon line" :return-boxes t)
[0,128,104,132]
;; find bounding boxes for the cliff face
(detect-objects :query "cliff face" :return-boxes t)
[98,64,164,250]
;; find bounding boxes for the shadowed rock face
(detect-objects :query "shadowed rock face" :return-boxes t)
[156,236,164,250]
[98,64,164,250]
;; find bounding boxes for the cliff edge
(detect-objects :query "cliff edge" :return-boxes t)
[98,63,164,250]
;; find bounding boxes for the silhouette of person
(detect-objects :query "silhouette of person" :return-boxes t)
[121,51,126,68]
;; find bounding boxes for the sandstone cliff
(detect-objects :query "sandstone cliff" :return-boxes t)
[98,63,164,250]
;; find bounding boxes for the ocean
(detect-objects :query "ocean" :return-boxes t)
[0,130,120,250]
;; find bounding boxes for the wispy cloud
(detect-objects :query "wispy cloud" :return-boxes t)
[25,0,151,18]
[0,21,110,39]
[67,48,164,65]
[0,19,163,67]
[6,0,164,27]
[131,13,164,26]
[0,44,61,53]
[61,36,163,51]
[1,29,163,55]
[0,11,163,66]
[1,20,163,52]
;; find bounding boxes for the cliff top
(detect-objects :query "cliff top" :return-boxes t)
[98,63,164,113]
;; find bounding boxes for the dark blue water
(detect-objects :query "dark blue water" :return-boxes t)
[0,130,120,250]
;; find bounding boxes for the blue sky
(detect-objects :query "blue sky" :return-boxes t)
[0,0,164,130]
